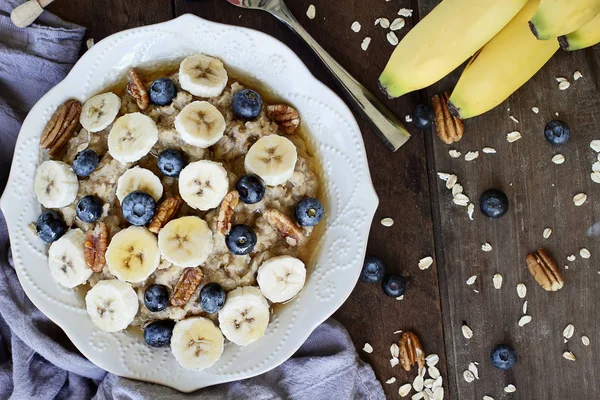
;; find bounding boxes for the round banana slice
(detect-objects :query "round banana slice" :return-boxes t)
[218,286,270,346]
[106,226,161,282]
[34,160,79,208]
[178,160,229,211]
[244,135,297,186]
[179,54,228,98]
[170,317,224,370]
[85,280,139,332]
[158,216,213,268]
[108,112,158,163]
[80,92,121,132]
[257,255,306,303]
[174,101,226,148]
[116,166,163,203]
[48,229,92,288]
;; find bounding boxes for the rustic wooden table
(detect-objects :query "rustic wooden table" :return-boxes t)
[47,0,600,398]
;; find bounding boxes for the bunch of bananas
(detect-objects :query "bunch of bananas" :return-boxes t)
[379,0,600,120]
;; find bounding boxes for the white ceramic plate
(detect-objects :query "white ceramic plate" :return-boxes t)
[1,15,378,391]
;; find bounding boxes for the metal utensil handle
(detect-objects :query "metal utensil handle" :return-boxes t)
[270,2,410,151]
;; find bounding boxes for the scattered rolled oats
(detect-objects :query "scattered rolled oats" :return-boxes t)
[467,203,474,220]
[482,147,496,154]
[482,242,492,252]
[419,256,434,270]
[390,357,400,367]
[556,77,567,83]
[518,315,532,327]
[483,397,495,400]
[391,18,406,31]
[446,174,457,189]
[380,18,390,28]
[590,140,600,152]
[394,330,403,334]
[465,151,479,161]
[573,71,583,80]
[493,273,503,289]
[428,366,440,379]
[591,171,600,183]
[543,228,552,238]
[351,21,361,32]
[399,383,412,397]
[466,275,477,285]
[374,18,381,26]
[517,283,527,298]
[463,370,475,383]
[397,295,404,301]
[593,161,600,171]
[452,184,463,196]
[567,254,576,261]
[398,8,413,17]
[563,324,575,339]
[509,115,519,123]
[449,149,461,158]
[363,343,373,353]
[413,375,424,392]
[433,387,444,400]
[381,217,394,227]
[504,384,516,393]
[387,31,399,46]
[580,248,591,258]
[559,81,571,90]
[411,392,424,400]
[426,354,439,366]
[391,343,400,358]
[86,38,94,49]
[405,115,413,123]
[361,37,372,51]
[462,324,473,339]
[468,363,479,379]
[563,351,576,361]
[582,335,590,346]
[306,4,316,19]
[453,194,469,206]
[522,300,528,314]
[532,107,539,114]
[573,193,587,206]
[507,131,522,142]
[386,377,397,384]
[437,172,451,181]
[552,154,565,164]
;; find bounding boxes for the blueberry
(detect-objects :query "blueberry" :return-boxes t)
[72,149,99,178]
[36,210,67,243]
[76,195,103,223]
[232,89,263,120]
[236,174,265,204]
[144,320,176,348]
[382,274,407,297]
[360,255,386,283]
[144,284,170,312]
[480,189,509,219]
[199,283,226,313]
[295,198,325,227]
[157,149,186,177]
[414,104,434,129]
[544,120,570,145]
[121,191,156,226]
[491,344,517,370]
[148,78,177,106]
[225,224,257,255]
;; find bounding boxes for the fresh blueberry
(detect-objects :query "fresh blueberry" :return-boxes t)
[236,174,265,204]
[199,283,227,313]
[76,195,103,223]
[225,224,257,255]
[480,189,509,219]
[121,191,156,226]
[157,149,186,177]
[295,198,325,227]
[144,284,170,312]
[232,89,263,120]
[144,320,176,348]
[382,274,407,297]
[491,344,517,370]
[414,104,434,129]
[544,120,570,145]
[36,210,67,243]
[360,255,386,283]
[72,149,99,178]
[148,78,177,106]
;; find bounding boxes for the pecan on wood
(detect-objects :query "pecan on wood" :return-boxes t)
[432,92,464,144]
[399,331,425,372]
[217,191,239,235]
[266,104,300,134]
[526,248,564,291]
[148,195,183,234]
[84,222,108,273]
[40,99,82,156]
[263,208,304,247]
[170,267,203,307]
[126,69,149,110]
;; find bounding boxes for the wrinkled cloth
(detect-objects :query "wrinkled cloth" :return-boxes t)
[0,1,384,399]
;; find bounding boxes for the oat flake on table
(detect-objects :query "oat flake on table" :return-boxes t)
[543,227,552,238]
[483,397,495,400]
[462,324,473,339]
[582,335,590,346]
[532,106,539,113]
[482,147,496,154]
[306,4,316,19]
[380,17,390,28]
[426,354,439,366]
[381,217,394,227]
[482,242,492,252]
[446,174,457,189]
[574,71,583,80]
[593,161,600,171]
[390,357,400,367]
[590,140,600,152]
[563,351,576,361]
[351,21,361,32]
[428,366,440,379]
[563,323,575,339]
[518,315,532,327]
[452,184,463,197]
[386,377,397,384]
[552,154,565,164]
[580,248,591,258]
[517,283,527,298]
[573,193,587,206]
[522,300,528,314]
[465,151,479,161]
[405,115,413,123]
[468,363,479,379]
[361,37,372,51]
[362,343,373,353]
[419,256,434,270]
[567,254,576,261]
[463,370,475,383]
[391,343,400,358]
[399,383,412,397]
[437,172,451,181]
[411,392,424,400]
[453,194,469,206]
[391,18,406,31]
[467,203,474,220]
[504,384,517,393]
[413,375,424,392]
[591,171,600,184]
[493,273,503,289]
[509,115,519,123]
[466,275,477,285]
[387,31,399,46]
[449,149,461,158]
[398,8,413,17]
[507,131,522,142]
[559,81,571,90]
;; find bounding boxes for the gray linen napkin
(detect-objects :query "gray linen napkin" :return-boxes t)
[0,2,385,399]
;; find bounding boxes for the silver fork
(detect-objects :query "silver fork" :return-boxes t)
[225,0,410,151]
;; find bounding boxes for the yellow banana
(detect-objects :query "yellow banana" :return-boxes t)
[559,13,600,50]
[529,0,600,40]
[448,0,559,120]
[378,0,528,98]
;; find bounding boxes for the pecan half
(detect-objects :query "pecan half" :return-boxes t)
[526,248,564,291]
[399,331,425,372]
[148,195,183,234]
[263,208,304,246]
[267,104,300,134]
[432,92,464,144]
[217,191,239,235]
[40,99,82,156]
[84,222,108,273]
[170,267,203,307]
[127,69,149,110]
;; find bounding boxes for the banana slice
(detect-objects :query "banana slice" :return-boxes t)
[158,216,213,268]
[34,160,79,209]
[116,166,163,203]
[80,92,121,132]
[178,160,229,211]
[106,226,160,282]
[179,54,228,98]
[108,112,158,163]
[256,255,306,303]
[244,135,297,186]
[174,101,226,148]
[48,229,92,288]
[218,286,270,346]
[170,317,224,370]
[85,279,139,332]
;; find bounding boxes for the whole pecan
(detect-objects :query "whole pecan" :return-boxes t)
[127,69,149,110]
[399,331,425,372]
[149,195,183,234]
[266,104,300,134]
[40,99,82,156]
[217,191,239,235]
[432,92,464,144]
[170,267,203,307]
[84,222,108,273]
[526,248,564,291]
[263,208,304,246]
